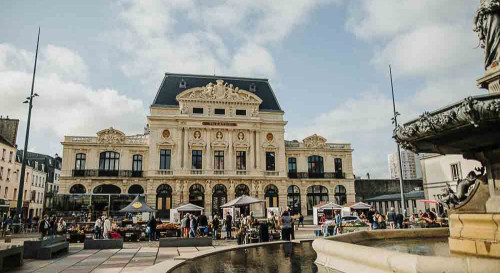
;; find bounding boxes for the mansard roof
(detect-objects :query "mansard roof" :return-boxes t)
[152,73,283,112]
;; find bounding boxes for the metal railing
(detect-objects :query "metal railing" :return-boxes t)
[288,172,345,179]
[71,169,143,178]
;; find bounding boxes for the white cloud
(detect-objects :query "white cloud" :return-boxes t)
[0,44,145,153]
[114,0,340,89]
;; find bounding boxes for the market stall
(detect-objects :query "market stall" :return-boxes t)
[313,202,343,225]
[117,195,155,241]
[221,195,265,244]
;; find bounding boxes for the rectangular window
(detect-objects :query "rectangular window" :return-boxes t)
[236,151,246,170]
[1,149,5,160]
[9,151,13,162]
[0,167,3,180]
[75,153,86,170]
[192,150,203,169]
[236,109,246,116]
[193,107,204,114]
[214,151,224,170]
[4,187,7,198]
[451,163,461,180]
[266,152,275,171]
[160,149,171,170]
[13,188,17,200]
[214,108,225,115]
[7,169,10,181]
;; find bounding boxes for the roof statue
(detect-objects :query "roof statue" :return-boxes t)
[474,0,500,70]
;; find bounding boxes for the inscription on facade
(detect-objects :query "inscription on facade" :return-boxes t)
[202,122,237,127]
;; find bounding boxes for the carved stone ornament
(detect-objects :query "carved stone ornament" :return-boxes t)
[266,133,274,142]
[176,79,263,105]
[436,167,487,210]
[233,132,249,151]
[216,131,223,139]
[189,130,206,148]
[474,0,500,70]
[162,129,170,139]
[97,127,126,144]
[303,134,327,148]
[394,95,500,153]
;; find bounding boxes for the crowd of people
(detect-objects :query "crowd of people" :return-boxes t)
[366,205,442,230]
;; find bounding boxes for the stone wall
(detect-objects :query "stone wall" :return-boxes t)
[355,179,423,202]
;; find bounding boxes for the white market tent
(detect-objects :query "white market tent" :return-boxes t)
[349,202,371,210]
[220,195,265,208]
[169,203,204,223]
[313,202,343,225]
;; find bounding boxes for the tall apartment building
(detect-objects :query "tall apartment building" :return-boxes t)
[388,150,421,180]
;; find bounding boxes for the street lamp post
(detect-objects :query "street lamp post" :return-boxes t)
[389,65,407,216]
[16,28,40,223]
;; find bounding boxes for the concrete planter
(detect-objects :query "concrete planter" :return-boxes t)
[84,238,124,249]
[159,237,212,247]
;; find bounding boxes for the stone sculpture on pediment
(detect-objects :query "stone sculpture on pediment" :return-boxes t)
[176,79,263,104]
[97,127,126,144]
[475,0,500,70]
[303,134,327,148]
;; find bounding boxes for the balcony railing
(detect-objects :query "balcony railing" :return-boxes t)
[288,172,345,179]
[72,169,143,178]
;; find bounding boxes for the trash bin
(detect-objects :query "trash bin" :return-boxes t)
[260,223,269,242]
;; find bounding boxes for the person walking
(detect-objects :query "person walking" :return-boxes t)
[198,213,208,237]
[148,216,157,241]
[103,217,112,239]
[387,207,397,229]
[334,211,342,235]
[189,215,197,238]
[396,212,404,229]
[39,215,50,238]
[212,215,220,240]
[280,210,292,241]
[299,213,304,228]
[367,205,376,230]
[94,217,102,239]
[225,212,233,239]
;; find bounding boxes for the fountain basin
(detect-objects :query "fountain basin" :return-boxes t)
[313,228,500,273]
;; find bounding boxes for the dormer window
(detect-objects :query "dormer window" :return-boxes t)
[179,79,187,88]
[214,109,225,115]
[193,107,204,114]
[249,83,256,92]
[236,109,246,116]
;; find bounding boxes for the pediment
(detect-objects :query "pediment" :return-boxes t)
[303,134,327,148]
[97,127,126,144]
[176,80,263,105]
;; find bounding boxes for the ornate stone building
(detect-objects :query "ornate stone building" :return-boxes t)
[59,73,355,219]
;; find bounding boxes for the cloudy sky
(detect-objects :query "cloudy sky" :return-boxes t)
[0,0,484,178]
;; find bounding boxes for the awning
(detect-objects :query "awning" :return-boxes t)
[315,202,343,210]
[220,195,265,208]
[419,199,438,204]
[348,202,371,210]
[119,195,155,213]
[175,203,204,212]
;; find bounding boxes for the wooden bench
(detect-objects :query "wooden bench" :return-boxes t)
[24,235,69,259]
[0,244,23,271]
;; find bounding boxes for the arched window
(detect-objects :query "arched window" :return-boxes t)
[335,185,347,205]
[307,185,328,215]
[157,184,172,219]
[128,184,144,194]
[212,184,227,217]
[132,155,143,177]
[74,153,86,177]
[99,151,120,176]
[265,184,279,208]
[93,184,121,194]
[335,158,343,178]
[308,156,324,178]
[287,185,301,215]
[189,184,205,208]
[70,184,86,194]
[235,184,249,197]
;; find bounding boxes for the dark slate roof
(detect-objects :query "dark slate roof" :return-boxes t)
[0,135,15,148]
[152,73,283,112]
[364,191,425,202]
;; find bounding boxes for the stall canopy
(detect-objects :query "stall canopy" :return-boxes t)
[315,202,343,210]
[220,195,265,208]
[119,195,155,213]
[175,203,204,212]
[348,202,371,210]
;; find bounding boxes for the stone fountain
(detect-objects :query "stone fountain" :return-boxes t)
[394,0,500,258]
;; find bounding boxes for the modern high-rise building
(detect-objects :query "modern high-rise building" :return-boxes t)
[388,150,421,180]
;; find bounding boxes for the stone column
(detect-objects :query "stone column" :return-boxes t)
[300,191,308,216]
[206,130,212,171]
[248,130,254,173]
[227,130,233,172]
[204,189,212,216]
[228,180,236,201]
[255,131,261,171]
[183,128,189,171]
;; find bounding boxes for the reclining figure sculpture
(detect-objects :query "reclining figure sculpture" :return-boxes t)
[436,167,485,209]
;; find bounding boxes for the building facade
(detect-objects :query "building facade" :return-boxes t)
[420,154,482,214]
[388,150,421,180]
[59,73,355,220]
